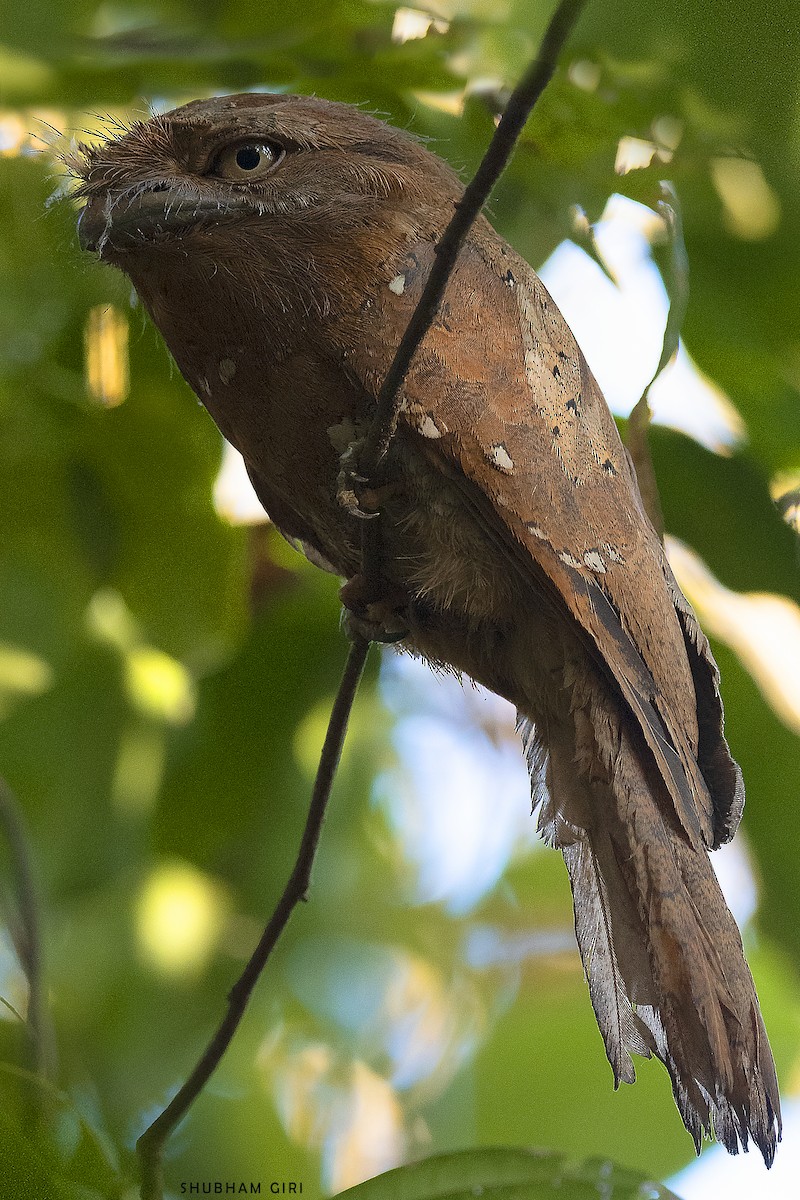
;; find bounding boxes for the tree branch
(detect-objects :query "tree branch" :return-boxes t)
[137,635,369,1200]
[359,0,587,590]
[0,778,57,1086]
[136,2,587,1194]
[358,0,588,484]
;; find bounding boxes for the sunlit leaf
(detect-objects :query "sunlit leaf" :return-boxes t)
[336,1147,681,1199]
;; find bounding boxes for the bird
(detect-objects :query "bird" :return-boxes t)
[72,91,781,1163]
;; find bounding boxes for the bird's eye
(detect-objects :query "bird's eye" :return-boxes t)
[211,141,284,181]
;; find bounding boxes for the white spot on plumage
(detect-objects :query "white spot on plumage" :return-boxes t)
[488,442,514,473]
[388,274,406,295]
[584,549,606,573]
[603,543,625,564]
[559,551,582,569]
[418,415,443,439]
[526,523,547,540]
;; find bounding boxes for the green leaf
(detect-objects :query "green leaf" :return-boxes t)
[0,1065,127,1199]
[646,428,797,599]
[336,1147,681,1199]
[650,183,688,381]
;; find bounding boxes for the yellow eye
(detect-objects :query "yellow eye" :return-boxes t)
[211,141,284,181]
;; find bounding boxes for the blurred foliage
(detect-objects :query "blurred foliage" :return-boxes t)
[338,1147,681,1199]
[0,0,799,1198]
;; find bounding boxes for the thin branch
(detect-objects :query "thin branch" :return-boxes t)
[136,2,587,1194]
[0,777,57,1085]
[358,0,588,483]
[137,635,369,1200]
[358,0,587,591]
[625,183,689,542]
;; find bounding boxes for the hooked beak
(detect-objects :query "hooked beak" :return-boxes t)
[78,188,258,254]
[78,189,178,253]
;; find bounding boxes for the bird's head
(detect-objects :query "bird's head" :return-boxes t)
[73,93,459,287]
[72,92,464,353]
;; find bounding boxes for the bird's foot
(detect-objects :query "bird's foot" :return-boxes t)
[340,574,410,644]
[337,441,400,519]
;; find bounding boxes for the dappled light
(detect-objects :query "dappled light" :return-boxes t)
[259,1030,407,1193]
[0,108,68,157]
[377,656,537,914]
[111,724,168,815]
[136,862,229,977]
[285,936,485,1098]
[614,135,671,174]
[771,471,800,534]
[391,8,450,43]
[668,538,800,735]
[87,589,197,723]
[0,643,53,716]
[0,1,798,1196]
[125,648,195,725]
[539,195,746,453]
[710,158,781,242]
[84,303,129,408]
[214,440,271,525]
[86,588,141,651]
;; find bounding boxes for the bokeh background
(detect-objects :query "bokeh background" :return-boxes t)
[1,1,799,1197]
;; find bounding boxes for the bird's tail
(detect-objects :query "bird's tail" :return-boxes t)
[518,708,781,1165]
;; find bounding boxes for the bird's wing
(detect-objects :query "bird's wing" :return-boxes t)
[349,230,742,850]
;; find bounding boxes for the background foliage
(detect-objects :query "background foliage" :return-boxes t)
[0,1,798,1197]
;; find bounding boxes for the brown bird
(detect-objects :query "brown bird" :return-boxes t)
[73,93,780,1163]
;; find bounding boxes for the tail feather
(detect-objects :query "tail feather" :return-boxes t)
[530,721,656,1084]
[562,836,657,1082]
[518,706,782,1165]
[661,553,745,846]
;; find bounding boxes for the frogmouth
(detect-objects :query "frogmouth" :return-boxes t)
[73,92,781,1162]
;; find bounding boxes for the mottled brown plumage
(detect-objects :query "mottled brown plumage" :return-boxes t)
[74,93,780,1161]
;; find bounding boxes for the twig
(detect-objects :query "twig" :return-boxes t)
[136,1,587,1193]
[626,395,665,541]
[358,0,588,483]
[137,636,369,1200]
[359,0,587,589]
[625,183,689,541]
[0,777,56,1085]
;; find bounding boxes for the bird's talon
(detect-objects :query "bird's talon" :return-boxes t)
[344,611,408,644]
[340,575,410,644]
[337,439,376,518]
[337,440,401,519]
[338,487,381,520]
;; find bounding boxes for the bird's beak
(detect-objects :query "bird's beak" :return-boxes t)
[77,189,256,256]
[77,189,196,255]
[77,200,108,253]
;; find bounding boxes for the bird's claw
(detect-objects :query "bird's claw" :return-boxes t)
[337,441,379,520]
[340,574,410,644]
[337,440,401,520]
